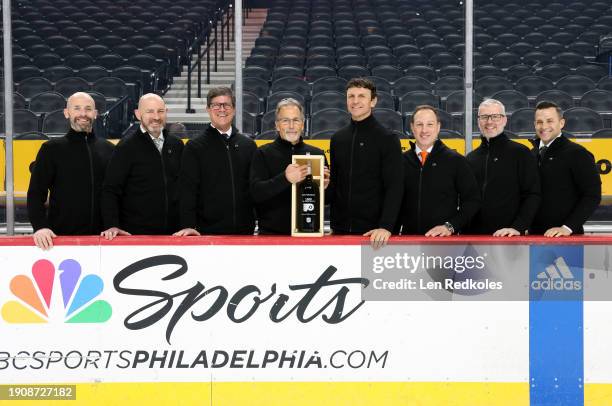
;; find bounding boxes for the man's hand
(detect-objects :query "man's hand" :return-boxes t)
[323,167,330,189]
[364,228,391,249]
[493,228,520,237]
[544,227,571,237]
[173,228,201,236]
[425,225,452,237]
[100,227,131,241]
[285,164,308,184]
[33,228,56,250]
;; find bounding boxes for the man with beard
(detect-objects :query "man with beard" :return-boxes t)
[397,105,480,236]
[250,98,329,234]
[101,94,184,239]
[27,92,115,249]
[175,87,257,235]
[466,99,540,236]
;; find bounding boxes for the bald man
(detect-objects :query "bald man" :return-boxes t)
[101,94,184,239]
[27,92,115,249]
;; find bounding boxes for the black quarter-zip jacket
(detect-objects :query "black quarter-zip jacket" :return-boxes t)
[329,114,404,234]
[466,132,541,234]
[397,140,481,235]
[101,128,184,234]
[179,124,257,234]
[250,136,328,234]
[529,134,601,235]
[27,129,115,234]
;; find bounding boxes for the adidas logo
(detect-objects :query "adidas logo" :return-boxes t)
[1,259,112,324]
[531,257,582,291]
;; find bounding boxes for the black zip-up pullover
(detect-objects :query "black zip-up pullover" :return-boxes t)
[27,129,115,234]
[466,132,541,234]
[398,140,481,235]
[529,134,601,234]
[101,128,184,234]
[250,136,327,234]
[329,114,404,234]
[179,124,256,234]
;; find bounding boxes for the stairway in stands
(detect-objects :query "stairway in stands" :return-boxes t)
[165,9,267,124]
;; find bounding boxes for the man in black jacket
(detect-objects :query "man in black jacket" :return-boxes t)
[101,94,184,239]
[398,106,480,236]
[27,92,114,249]
[466,99,540,236]
[250,98,329,234]
[175,87,257,235]
[530,101,601,236]
[329,78,403,247]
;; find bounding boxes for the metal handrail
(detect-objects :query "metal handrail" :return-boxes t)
[186,2,234,113]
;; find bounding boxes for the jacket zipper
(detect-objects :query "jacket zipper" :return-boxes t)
[417,162,423,233]
[483,142,490,195]
[159,143,168,230]
[225,142,237,231]
[348,127,357,233]
[85,138,94,232]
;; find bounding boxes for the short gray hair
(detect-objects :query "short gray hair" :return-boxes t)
[479,98,506,115]
[275,98,305,122]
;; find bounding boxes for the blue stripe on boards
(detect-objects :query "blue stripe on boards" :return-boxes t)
[529,245,584,406]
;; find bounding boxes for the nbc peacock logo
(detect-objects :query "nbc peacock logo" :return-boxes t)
[1,259,112,323]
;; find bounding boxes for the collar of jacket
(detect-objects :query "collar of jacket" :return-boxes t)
[408,139,445,164]
[350,113,377,128]
[206,123,237,140]
[137,127,168,142]
[66,128,96,143]
[274,135,304,149]
[529,132,568,151]
[479,132,509,149]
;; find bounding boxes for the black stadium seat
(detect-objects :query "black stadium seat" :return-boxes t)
[555,75,596,98]
[373,108,403,133]
[42,109,69,136]
[270,77,310,99]
[77,65,109,83]
[563,107,603,134]
[54,77,90,97]
[509,107,536,134]
[310,108,351,138]
[538,64,571,82]
[312,76,347,95]
[29,91,65,114]
[474,76,513,98]
[535,90,574,111]
[267,90,306,112]
[515,76,555,98]
[310,91,345,114]
[490,90,529,114]
[17,77,53,99]
[445,91,483,115]
[260,110,277,133]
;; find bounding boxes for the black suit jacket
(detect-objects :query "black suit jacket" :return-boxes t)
[529,133,601,234]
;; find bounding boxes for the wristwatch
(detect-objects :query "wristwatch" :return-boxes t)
[444,222,455,234]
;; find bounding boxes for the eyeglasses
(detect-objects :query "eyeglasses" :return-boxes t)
[209,102,234,110]
[276,118,303,126]
[478,114,505,122]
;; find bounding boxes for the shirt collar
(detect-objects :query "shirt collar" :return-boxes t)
[210,124,232,137]
[141,125,164,144]
[415,144,433,155]
[540,133,561,149]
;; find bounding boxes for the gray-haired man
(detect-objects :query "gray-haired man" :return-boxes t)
[466,99,540,236]
[250,98,329,234]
